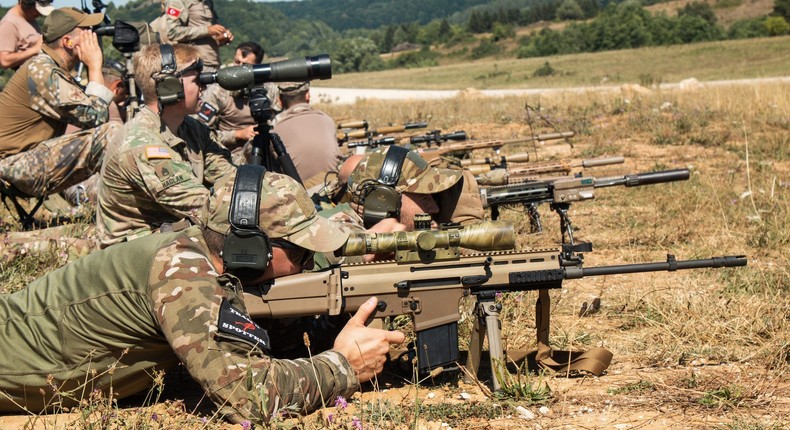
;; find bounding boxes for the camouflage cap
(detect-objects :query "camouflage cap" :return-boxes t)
[42,7,105,43]
[277,81,309,96]
[348,145,463,197]
[206,170,351,253]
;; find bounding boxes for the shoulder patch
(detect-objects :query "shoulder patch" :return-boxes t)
[166,7,181,18]
[146,146,172,159]
[197,102,218,123]
[218,299,271,350]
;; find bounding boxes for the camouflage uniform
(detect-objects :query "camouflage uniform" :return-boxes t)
[163,0,222,70]
[0,169,357,422]
[0,45,118,197]
[96,106,235,248]
[347,145,484,226]
[196,83,280,161]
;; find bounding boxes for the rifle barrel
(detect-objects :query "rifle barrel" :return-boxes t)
[595,169,690,188]
[571,255,747,278]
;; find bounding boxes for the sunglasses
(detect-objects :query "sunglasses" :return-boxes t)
[175,59,203,77]
[271,239,315,269]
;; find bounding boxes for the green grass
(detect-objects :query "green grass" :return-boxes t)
[321,36,790,90]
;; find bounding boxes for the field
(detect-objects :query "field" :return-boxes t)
[1,50,789,428]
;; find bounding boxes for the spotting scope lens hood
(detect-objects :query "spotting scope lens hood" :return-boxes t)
[198,54,332,91]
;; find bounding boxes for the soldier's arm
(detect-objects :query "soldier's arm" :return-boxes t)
[199,125,237,181]
[28,58,112,128]
[130,146,214,218]
[437,169,485,225]
[149,233,358,422]
[164,0,210,42]
[195,86,236,146]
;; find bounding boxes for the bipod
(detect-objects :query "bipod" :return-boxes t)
[464,291,507,391]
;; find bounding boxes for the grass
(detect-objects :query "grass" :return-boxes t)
[2,55,789,428]
[320,36,790,90]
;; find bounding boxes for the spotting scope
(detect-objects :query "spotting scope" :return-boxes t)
[198,54,332,91]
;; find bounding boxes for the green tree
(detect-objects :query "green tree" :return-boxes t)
[678,1,717,25]
[491,22,516,41]
[556,0,584,21]
[774,0,790,21]
[332,37,384,73]
[764,16,790,36]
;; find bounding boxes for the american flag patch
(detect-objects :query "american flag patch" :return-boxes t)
[146,146,172,159]
[166,7,181,18]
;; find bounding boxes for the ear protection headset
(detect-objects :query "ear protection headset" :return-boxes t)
[222,164,272,273]
[21,0,37,8]
[357,145,409,229]
[153,44,184,105]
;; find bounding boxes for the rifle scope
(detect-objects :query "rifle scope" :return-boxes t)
[339,221,515,256]
[198,54,332,91]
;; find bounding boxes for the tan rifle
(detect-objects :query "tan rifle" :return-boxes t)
[474,156,625,184]
[416,131,574,162]
[243,220,746,390]
[337,122,428,143]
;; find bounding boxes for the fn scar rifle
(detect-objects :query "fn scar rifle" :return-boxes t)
[242,220,746,390]
[473,156,625,185]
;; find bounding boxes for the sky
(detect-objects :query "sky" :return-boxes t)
[0,0,293,11]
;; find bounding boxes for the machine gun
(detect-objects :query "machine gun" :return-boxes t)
[199,55,332,183]
[415,131,574,162]
[409,130,468,146]
[474,156,625,185]
[242,219,746,390]
[480,168,690,236]
[337,122,428,144]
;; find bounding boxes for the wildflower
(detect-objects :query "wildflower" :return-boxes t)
[151,412,159,422]
[241,420,252,430]
[351,416,362,429]
[334,395,348,409]
[201,417,208,424]
[327,412,334,423]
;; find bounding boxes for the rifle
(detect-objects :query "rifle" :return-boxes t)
[459,152,531,173]
[242,221,746,390]
[473,156,625,184]
[480,168,690,236]
[337,122,428,144]
[415,131,574,163]
[409,130,468,146]
[336,119,369,130]
[346,136,396,149]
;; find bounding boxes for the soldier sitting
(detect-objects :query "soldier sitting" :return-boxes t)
[96,43,235,248]
[0,7,120,225]
[0,166,405,423]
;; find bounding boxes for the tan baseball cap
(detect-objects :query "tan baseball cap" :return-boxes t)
[277,81,309,96]
[348,145,463,197]
[34,0,54,17]
[206,170,351,253]
[42,7,105,43]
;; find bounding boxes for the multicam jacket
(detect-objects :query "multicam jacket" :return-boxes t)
[0,226,359,422]
[96,106,235,248]
[0,45,113,158]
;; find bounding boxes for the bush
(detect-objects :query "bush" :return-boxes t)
[470,37,502,59]
[533,61,557,77]
[764,16,790,36]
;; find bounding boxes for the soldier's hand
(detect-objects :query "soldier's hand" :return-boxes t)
[333,297,405,383]
[234,126,257,142]
[207,24,228,37]
[363,218,406,262]
[74,29,103,73]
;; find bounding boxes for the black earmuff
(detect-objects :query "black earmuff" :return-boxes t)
[361,145,409,229]
[222,164,272,273]
[21,0,37,8]
[154,44,184,105]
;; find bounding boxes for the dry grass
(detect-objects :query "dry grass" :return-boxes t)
[1,80,788,428]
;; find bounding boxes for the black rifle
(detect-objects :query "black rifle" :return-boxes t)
[409,130,468,146]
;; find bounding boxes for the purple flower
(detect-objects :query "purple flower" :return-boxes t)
[352,416,362,429]
[201,417,208,424]
[334,395,348,409]
[327,412,334,423]
[241,420,251,430]
[151,412,158,422]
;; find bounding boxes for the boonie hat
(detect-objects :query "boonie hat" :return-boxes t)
[206,170,351,253]
[277,81,309,96]
[348,145,463,197]
[42,7,105,43]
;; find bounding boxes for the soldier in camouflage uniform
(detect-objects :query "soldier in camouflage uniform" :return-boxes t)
[0,7,119,199]
[162,0,232,72]
[96,43,235,248]
[196,41,280,164]
[0,168,405,422]
[334,145,484,231]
